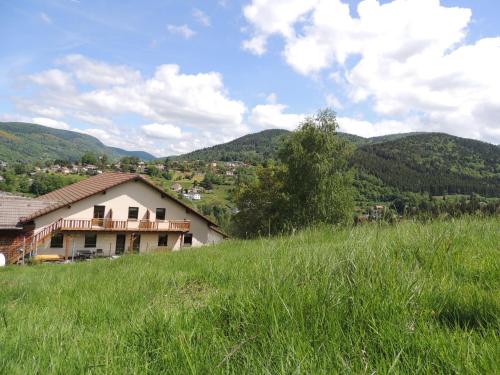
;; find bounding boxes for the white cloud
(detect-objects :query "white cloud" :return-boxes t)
[249,103,306,130]
[337,117,415,138]
[242,0,500,144]
[58,54,141,87]
[141,123,183,139]
[193,9,210,27]
[17,56,249,155]
[325,94,343,110]
[167,24,196,39]
[40,12,52,24]
[28,69,75,91]
[32,117,70,130]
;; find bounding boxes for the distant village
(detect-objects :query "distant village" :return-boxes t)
[0,156,250,205]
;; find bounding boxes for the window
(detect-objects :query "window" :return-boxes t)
[93,205,105,218]
[158,233,168,247]
[156,208,166,221]
[184,233,193,246]
[128,207,139,220]
[84,233,97,248]
[50,233,64,248]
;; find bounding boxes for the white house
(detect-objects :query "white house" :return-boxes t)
[0,173,226,264]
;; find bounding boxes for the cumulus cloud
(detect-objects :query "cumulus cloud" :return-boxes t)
[141,123,183,139]
[32,117,70,130]
[249,103,306,130]
[167,24,196,39]
[16,55,249,156]
[58,54,141,87]
[242,0,500,144]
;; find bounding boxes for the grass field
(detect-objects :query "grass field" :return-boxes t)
[1,217,499,374]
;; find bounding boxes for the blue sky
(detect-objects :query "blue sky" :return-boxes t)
[1,0,499,155]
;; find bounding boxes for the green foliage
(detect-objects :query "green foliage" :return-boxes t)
[29,174,84,196]
[0,122,154,163]
[232,165,287,237]
[81,152,98,165]
[174,129,291,164]
[352,133,500,197]
[278,109,354,227]
[0,218,498,373]
[233,110,355,237]
[199,203,232,230]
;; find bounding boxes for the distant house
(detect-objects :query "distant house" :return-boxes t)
[171,183,183,192]
[0,173,226,265]
[226,170,235,176]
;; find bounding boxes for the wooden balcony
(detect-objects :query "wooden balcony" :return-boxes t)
[59,218,190,232]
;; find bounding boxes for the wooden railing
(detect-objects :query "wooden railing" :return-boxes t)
[168,220,191,231]
[59,218,190,232]
[4,218,191,264]
[6,218,64,264]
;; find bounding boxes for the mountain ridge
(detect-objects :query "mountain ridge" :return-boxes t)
[0,122,155,163]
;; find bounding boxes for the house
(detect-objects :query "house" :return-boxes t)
[171,182,183,192]
[0,173,227,265]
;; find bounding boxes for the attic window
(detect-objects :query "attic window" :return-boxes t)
[156,208,166,221]
[128,207,139,220]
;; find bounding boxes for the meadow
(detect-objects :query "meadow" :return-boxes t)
[0,217,498,374]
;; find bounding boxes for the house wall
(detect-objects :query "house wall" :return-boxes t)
[36,232,184,256]
[33,180,224,252]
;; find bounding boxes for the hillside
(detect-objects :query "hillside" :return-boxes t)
[0,122,155,163]
[174,129,500,197]
[173,129,291,162]
[352,133,500,196]
[172,130,429,162]
[0,218,498,373]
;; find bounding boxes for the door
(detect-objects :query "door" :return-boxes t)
[93,205,105,226]
[115,234,126,255]
[131,234,141,253]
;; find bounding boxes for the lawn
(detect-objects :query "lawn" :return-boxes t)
[0,217,498,374]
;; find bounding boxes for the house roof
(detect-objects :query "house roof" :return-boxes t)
[21,172,224,233]
[0,193,57,229]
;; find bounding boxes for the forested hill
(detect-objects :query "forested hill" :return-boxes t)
[0,122,155,163]
[173,129,291,162]
[174,129,373,162]
[351,133,500,196]
[174,129,500,197]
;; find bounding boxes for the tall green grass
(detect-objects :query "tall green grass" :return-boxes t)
[1,217,499,374]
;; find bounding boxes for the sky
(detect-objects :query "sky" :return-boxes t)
[1,0,499,156]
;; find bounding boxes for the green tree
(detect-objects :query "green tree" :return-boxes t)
[233,109,354,237]
[232,165,287,237]
[278,108,354,227]
[81,152,98,165]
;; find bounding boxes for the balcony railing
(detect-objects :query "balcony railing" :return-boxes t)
[60,218,190,232]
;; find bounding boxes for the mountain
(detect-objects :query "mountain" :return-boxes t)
[0,122,155,163]
[173,129,291,162]
[173,129,372,162]
[352,133,500,197]
[174,129,500,197]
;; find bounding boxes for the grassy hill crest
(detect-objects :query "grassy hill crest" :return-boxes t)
[0,122,155,163]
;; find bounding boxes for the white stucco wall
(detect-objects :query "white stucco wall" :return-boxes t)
[36,232,184,256]
[33,179,225,256]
